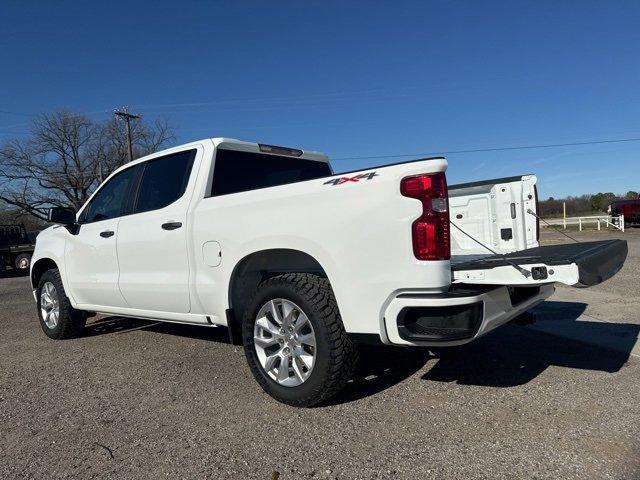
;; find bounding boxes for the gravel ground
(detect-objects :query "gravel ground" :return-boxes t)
[1,229,639,479]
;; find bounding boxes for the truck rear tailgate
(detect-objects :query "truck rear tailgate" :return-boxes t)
[452,239,627,287]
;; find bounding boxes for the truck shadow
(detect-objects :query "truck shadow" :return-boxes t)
[84,316,232,343]
[82,301,639,405]
[325,301,640,405]
[0,268,30,278]
[325,346,432,405]
[422,301,639,388]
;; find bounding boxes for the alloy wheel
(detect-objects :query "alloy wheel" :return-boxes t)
[253,298,317,387]
[40,281,60,329]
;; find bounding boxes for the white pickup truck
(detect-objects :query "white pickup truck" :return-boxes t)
[32,138,627,406]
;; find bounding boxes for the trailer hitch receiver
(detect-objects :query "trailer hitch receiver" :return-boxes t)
[531,266,548,280]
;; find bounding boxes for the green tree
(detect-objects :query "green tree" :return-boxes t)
[590,192,617,212]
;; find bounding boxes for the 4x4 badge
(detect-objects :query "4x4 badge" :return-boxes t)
[323,172,378,186]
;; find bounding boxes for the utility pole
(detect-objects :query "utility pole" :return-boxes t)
[114,107,141,162]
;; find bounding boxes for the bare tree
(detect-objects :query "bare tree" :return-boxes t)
[0,111,174,220]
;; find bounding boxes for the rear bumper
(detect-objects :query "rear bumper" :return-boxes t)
[382,284,554,346]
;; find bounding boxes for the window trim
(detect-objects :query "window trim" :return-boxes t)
[130,149,197,215]
[78,164,141,225]
[206,148,332,198]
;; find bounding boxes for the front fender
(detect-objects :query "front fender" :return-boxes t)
[30,227,75,306]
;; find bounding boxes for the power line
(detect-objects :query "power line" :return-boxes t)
[331,136,640,161]
[131,86,426,110]
[0,110,34,117]
[0,109,112,132]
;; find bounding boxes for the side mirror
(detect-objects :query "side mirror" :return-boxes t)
[48,207,76,225]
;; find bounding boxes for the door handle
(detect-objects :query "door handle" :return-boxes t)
[100,230,114,238]
[161,221,182,231]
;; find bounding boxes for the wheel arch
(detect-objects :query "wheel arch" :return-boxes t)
[31,257,59,289]
[226,248,328,345]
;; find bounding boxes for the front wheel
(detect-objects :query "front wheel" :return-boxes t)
[242,273,357,407]
[37,269,86,339]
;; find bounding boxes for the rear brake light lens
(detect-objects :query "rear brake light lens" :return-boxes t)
[401,172,450,261]
[258,144,303,157]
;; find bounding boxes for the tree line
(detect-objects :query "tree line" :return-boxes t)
[0,110,173,223]
[539,191,639,218]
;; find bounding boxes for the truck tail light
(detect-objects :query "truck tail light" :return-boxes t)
[401,172,450,261]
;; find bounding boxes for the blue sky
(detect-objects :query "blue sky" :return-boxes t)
[1,1,639,199]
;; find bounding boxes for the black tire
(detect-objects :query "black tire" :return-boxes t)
[14,253,31,270]
[242,273,358,407]
[37,268,86,339]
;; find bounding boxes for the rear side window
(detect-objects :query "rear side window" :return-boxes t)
[134,150,196,213]
[82,166,136,223]
[210,149,331,197]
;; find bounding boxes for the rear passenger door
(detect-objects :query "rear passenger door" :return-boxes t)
[116,148,199,313]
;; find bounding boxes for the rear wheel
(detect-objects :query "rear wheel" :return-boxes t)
[37,269,86,339]
[14,253,31,270]
[242,273,357,407]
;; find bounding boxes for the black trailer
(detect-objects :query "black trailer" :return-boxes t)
[0,224,36,272]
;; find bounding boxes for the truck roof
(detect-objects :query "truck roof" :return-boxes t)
[123,138,329,171]
[211,138,329,163]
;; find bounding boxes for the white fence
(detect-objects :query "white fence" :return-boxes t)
[542,215,625,232]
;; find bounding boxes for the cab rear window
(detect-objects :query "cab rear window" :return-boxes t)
[210,149,331,197]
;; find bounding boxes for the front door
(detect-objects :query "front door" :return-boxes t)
[65,165,138,307]
[116,148,198,314]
